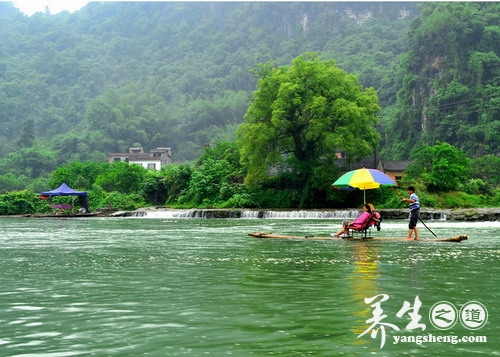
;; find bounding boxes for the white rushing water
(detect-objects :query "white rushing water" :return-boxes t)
[129,208,458,221]
[133,209,363,219]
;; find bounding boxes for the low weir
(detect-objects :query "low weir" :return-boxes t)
[113,207,500,221]
[123,208,463,221]
[132,209,362,219]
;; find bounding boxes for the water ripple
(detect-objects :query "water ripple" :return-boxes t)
[0,217,498,356]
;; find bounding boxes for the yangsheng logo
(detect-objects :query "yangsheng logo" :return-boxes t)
[428,300,488,330]
[358,295,488,349]
[429,301,458,330]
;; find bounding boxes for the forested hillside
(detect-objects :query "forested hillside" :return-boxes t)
[381,2,500,158]
[1,1,498,182]
[0,1,415,172]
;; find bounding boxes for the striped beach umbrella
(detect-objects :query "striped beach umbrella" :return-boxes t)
[332,168,396,203]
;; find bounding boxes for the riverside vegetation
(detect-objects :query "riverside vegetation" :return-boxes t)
[0,141,499,215]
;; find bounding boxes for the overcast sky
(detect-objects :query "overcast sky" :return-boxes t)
[11,0,367,16]
[12,0,91,15]
[12,1,214,15]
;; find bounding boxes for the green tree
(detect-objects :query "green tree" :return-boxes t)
[49,161,109,190]
[160,163,193,205]
[17,118,35,148]
[0,173,28,193]
[471,154,500,186]
[140,170,167,205]
[405,142,472,192]
[180,141,246,207]
[94,161,147,194]
[237,53,380,207]
[0,147,57,178]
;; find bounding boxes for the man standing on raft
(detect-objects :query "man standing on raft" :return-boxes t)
[401,185,420,240]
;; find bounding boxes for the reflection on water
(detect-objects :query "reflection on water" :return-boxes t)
[0,218,499,356]
[349,242,381,343]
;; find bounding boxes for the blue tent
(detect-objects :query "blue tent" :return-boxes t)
[41,183,90,213]
[40,183,87,197]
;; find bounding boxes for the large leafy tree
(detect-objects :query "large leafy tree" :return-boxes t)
[94,161,147,194]
[237,53,380,206]
[180,141,246,207]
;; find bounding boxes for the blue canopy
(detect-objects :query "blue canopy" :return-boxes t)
[40,183,87,197]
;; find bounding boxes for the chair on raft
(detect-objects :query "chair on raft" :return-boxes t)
[347,212,382,239]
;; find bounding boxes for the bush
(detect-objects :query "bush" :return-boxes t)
[219,193,257,208]
[100,191,146,211]
[0,191,46,215]
[95,162,147,194]
[421,195,441,208]
[441,192,485,208]
[492,189,500,206]
[463,179,494,196]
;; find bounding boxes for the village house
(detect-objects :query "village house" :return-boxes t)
[335,151,410,182]
[108,147,172,171]
[381,160,411,181]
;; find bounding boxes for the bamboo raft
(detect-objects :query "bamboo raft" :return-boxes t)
[248,232,468,242]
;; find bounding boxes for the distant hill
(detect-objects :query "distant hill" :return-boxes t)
[0,2,416,165]
[1,2,498,174]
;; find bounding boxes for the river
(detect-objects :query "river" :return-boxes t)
[0,216,499,356]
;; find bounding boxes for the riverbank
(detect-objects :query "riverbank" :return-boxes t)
[112,207,500,221]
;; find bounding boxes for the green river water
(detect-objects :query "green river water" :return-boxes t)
[0,216,499,357]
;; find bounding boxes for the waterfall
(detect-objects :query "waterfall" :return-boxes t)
[429,212,448,221]
[133,209,361,219]
[115,208,500,221]
[135,209,205,218]
[253,210,359,219]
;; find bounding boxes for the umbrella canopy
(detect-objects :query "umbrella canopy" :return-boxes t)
[332,168,396,203]
[40,183,87,197]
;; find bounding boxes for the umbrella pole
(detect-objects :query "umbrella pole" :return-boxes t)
[391,187,437,238]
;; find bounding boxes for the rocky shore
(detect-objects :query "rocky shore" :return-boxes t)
[379,208,500,221]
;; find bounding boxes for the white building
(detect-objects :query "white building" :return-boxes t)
[108,147,172,171]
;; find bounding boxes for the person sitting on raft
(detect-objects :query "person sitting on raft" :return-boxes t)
[334,204,373,238]
[367,203,382,230]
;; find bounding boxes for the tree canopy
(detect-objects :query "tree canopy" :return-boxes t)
[237,53,380,206]
[404,142,471,192]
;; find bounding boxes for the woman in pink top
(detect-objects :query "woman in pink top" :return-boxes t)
[334,204,373,238]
